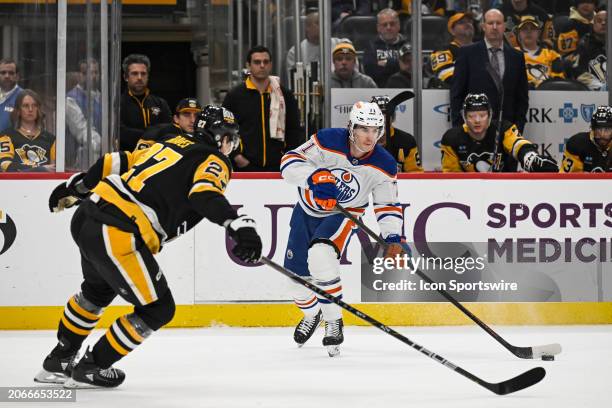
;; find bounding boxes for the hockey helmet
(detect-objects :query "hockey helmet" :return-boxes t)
[194,105,240,155]
[370,95,391,115]
[591,105,612,129]
[348,101,385,149]
[462,93,492,125]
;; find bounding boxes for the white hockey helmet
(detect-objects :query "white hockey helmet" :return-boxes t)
[348,101,385,147]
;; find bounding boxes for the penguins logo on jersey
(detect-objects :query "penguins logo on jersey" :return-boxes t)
[16,144,47,167]
[0,210,17,256]
[331,169,360,203]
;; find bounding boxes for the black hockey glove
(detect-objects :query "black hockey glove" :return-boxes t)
[226,215,263,263]
[522,151,558,173]
[48,172,90,213]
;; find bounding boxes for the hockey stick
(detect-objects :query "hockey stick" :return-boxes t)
[384,91,415,140]
[335,204,562,360]
[485,63,505,172]
[260,255,545,395]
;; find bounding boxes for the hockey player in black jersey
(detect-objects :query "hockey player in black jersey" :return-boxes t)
[441,93,557,172]
[133,97,202,151]
[35,105,262,389]
[371,95,423,172]
[561,105,612,173]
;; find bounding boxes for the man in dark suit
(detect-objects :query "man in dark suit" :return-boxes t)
[451,9,529,132]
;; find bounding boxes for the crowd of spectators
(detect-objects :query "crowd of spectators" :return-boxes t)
[0,0,609,174]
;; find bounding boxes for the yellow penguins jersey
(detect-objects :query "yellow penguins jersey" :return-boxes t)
[133,123,191,151]
[440,121,535,172]
[430,41,460,84]
[560,131,612,173]
[86,135,233,254]
[382,127,423,173]
[0,127,56,171]
[517,46,565,88]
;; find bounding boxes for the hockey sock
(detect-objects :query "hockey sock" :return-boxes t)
[92,313,153,369]
[315,277,343,321]
[293,294,321,318]
[56,293,103,357]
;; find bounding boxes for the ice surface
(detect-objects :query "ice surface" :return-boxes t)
[1,325,610,408]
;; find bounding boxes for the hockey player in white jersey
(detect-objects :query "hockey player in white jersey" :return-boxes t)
[280,101,409,357]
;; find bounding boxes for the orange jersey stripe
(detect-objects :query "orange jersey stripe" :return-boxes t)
[374,206,402,214]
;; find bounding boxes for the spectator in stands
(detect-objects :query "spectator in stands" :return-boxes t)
[133,98,202,151]
[560,105,612,172]
[332,0,372,32]
[330,42,377,88]
[363,8,407,87]
[371,95,423,172]
[66,59,102,169]
[385,43,412,88]
[556,0,596,58]
[0,58,22,132]
[223,45,302,171]
[451,9,529,132]
[498,0,555,48]
[0,89,56,172]
[120,54,172,151]
[286,11,344,80]
[573,9,607,90]
[515,15,565,88]
[430,12,475,88]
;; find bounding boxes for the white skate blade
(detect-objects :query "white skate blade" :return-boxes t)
[34,369,68,384]
[326,345,340,357]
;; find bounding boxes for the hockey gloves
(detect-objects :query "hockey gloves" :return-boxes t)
[307,168,339,211]
[48,173,90,213]
[522,151,558,172]
[227,215,263,263]
[383,234,412,269]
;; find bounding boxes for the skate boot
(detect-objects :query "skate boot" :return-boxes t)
[64,349,125,389]
[293,310,322,347]
[34,350,77,384]
[322,318,344,357]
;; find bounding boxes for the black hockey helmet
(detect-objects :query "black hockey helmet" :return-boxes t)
[370,95,391,115]
[194,105,240,154]
[463,93,491,113]
[591,105,612,129]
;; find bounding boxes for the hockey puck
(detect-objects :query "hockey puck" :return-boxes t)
[541,355,555,361]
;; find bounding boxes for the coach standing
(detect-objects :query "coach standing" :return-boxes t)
[450,9,529,132]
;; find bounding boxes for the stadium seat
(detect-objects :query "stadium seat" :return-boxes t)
[337,15,378,51]
[536,78,589,91]
[553,15,570,35]
[404,15,450,52]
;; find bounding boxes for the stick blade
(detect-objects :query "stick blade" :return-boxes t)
[488,367,546,395]
[388,90,415,109]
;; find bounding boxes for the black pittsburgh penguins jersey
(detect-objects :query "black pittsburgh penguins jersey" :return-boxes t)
[382,127,423,173]
[441,121,535,172]
[0,128,56,171]
[88,135,233,254]
[134,123,191,151]
[560,132,612,173]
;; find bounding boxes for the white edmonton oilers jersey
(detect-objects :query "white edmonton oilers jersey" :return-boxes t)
[280,127,403,239]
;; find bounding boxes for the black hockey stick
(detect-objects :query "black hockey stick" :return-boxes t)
[485,63,505,172]
[260,255,545,395]
[385,90,415,139]
[335,204,562,360]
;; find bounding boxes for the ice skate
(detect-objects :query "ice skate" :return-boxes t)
[34,351,77,384]
[323,319,344,357]
[64,349,125,389]
[294,310,322,347]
